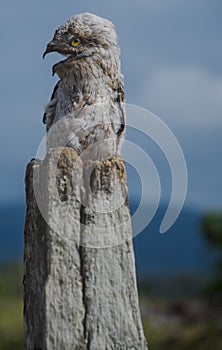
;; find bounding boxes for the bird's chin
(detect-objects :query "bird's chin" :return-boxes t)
[52,53,92,76]
[51,54,75,76]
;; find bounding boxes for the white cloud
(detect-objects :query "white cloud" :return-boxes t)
[139,65,222,130]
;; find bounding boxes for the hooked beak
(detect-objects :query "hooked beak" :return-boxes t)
[43,41,55,59]
[43,40,68,59]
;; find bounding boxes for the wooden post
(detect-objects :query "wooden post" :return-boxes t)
[24,147,148,349]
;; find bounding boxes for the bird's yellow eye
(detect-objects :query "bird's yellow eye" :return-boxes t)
[70,37,81,47]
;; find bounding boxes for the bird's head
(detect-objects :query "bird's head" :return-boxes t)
[43,13,120,77]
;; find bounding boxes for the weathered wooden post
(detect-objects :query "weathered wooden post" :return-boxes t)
[24,147,148,349]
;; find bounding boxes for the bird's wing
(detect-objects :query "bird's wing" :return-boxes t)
[43,81,61,131]
[112,80,126,139]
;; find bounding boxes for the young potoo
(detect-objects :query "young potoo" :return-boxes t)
[43,13,125,160]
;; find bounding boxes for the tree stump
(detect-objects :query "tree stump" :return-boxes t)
[24,147,148,349]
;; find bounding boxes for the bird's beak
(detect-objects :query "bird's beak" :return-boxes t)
[43,39,67,59]
[43,41,57,59]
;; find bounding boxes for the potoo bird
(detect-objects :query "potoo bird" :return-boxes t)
[43,13,125,160]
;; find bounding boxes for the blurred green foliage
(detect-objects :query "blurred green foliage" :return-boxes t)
[143,319,222,350]
[202,211,222,302]
[203,212,222,248]
[0,263,23,350]
[139,280,222,350]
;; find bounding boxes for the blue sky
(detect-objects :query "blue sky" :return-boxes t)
[0,0,221,211]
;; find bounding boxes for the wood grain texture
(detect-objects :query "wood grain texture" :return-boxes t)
[24,147,148,349]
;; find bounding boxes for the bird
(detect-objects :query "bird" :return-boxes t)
[43,13,125,160]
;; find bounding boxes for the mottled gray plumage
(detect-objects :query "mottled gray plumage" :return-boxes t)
[43,13,125,160]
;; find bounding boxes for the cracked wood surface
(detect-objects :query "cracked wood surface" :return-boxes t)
[24,147,148,349]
